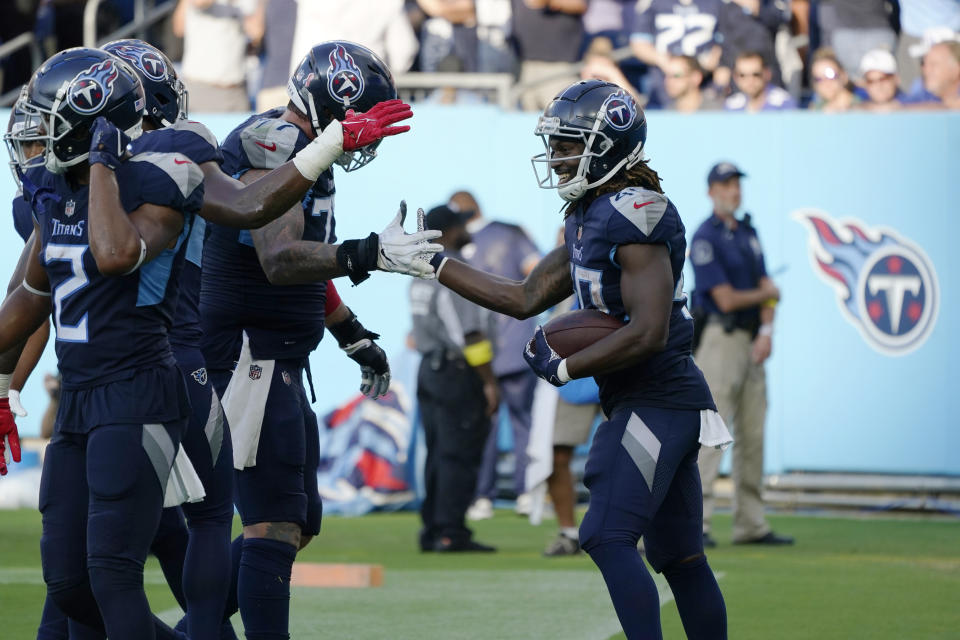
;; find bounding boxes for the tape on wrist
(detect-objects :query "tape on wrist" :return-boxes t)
[557,359,571,384]
[0,373,11,399]
[463,340,493,367]
[293,123,343,182]
[758,324,773,337]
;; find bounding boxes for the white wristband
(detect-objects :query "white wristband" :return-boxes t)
[22,279,51,297]
[293,122,343,182]
[0,373,11,399]
[758,324,773,337]
[434,256,449,279]
[557,359,571,384]
[122,238,148,275]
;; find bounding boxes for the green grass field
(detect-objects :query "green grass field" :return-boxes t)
[2,508,958,639]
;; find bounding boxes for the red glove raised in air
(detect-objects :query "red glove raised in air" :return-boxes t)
[0,398,22,475]
[340,99,413,151]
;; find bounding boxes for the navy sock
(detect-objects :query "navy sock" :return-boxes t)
[37,595,70,640]
[662,555,727,640]
[182,521,233,639]
[237,538,297,640]
[586,541,663,640]
[151,510,189,611]
[88,560,157,639]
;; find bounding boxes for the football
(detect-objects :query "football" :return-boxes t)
[541,309,626,358]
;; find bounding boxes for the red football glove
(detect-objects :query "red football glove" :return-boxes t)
[0,398,22,476]
[340,99,413,152]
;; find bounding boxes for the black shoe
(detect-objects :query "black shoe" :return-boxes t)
[702,532,717,548]
[433,537,497,552]
[734,531,794,545]
[418,529,436,552]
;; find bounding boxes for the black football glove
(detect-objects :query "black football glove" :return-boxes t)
[88,116,131,171]
[329,311,390,399]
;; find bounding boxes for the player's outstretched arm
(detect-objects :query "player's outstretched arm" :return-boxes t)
[196,99,413,230]
[243,167,440,285]
[325,288,391,399]
[433,245,573,320]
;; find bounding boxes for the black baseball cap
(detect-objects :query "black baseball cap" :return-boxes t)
[707,162,746,186]
[425,205,468,232]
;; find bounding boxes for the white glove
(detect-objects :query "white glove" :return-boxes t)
[7,390,27,417]
[376,201,442,278]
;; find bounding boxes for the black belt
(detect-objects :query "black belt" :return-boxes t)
[705,313,759,336]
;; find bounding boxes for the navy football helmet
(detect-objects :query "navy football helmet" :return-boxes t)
[531,80,648,202]
[102,39,187,127]
[8,47,144,174]
[286,41,398,171]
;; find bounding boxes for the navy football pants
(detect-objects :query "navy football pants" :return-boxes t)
[40,421,187,640]
[580,406,726,639]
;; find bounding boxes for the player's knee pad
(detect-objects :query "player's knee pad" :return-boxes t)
[579,509,645,554]
[657,552,707,578]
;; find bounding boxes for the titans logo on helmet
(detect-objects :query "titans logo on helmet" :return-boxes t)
[111,44,167,81]
[601,90,636,131]
[795,209,939,356]
[67,59,120,114]
[327,45,365,106]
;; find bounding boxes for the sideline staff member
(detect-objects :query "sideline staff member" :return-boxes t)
[690,162,794,547]
[410,206,500,552]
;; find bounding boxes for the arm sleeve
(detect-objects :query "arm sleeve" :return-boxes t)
[324,280,342,316]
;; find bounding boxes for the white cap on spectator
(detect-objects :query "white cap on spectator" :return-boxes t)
[908,27,960,58]
[860,49,898,76]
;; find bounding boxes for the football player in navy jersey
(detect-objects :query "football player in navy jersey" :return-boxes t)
[97,38,411,638]
[2,104,50,462]
[198,41,441,639]
[0,48,205,640]
[423,80,730,639]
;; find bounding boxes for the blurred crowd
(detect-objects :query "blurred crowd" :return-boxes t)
[2,1,959,112]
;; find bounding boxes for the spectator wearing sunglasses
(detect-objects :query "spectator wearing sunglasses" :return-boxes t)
[724,50,796,112]
[809,48,860,112]
[662,55,724,112]
[857,48,906,112]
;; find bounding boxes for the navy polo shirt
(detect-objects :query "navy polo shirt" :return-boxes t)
[690,213,767,327]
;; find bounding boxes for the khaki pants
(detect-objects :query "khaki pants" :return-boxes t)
[696,323,769,542]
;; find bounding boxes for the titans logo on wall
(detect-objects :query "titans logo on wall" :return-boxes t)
[67,60,120,114]
[327,45,364,106]
[601,90,636,131]
[794,209,939,356]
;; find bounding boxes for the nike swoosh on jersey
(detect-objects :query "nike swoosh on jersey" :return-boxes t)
[255,141,278,151]
[633,200,655,209]
[173,158,192,165]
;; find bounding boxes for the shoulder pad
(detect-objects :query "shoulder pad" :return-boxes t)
[239,118,300,169]
[129,151,204,199]
[607,188,669,236]
[170,119,221,151]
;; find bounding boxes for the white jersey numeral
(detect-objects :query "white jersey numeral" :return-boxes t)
[45,244,90,343]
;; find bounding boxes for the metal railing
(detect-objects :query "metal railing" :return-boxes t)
[83,0,175,48]
[0,32,44,107]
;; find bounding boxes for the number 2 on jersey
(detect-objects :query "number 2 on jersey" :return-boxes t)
[45,244,89,342]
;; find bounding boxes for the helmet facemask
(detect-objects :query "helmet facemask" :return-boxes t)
[531,86,646,202]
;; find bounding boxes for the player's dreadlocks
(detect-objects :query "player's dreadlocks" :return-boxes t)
[564,160,664,217]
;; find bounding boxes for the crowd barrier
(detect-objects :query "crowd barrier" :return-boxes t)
[1,106,957,475]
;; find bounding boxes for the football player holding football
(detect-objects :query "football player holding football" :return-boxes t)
[422,79,731,639]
